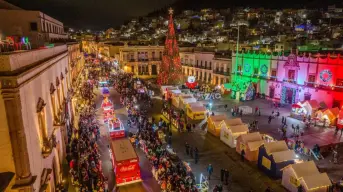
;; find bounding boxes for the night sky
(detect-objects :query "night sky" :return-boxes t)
[5,0,343,30]
[6,0,176,30]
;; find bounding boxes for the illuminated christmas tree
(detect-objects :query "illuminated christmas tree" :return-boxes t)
[157,8,183,85]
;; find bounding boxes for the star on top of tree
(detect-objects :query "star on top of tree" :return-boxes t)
[168,7,174,15]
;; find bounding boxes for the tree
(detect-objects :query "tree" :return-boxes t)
[157,8,183,85]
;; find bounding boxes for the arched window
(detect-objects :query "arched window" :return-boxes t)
[50,83,57,120]
[37,97,47,145]
[56,77,61,108]
[60,73,65,99]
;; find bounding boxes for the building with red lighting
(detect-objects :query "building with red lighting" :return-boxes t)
[227,51,343,108]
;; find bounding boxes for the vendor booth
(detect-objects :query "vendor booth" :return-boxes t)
[321,107,339,126]
[302,100,320,117]
[281,161,331,192]
[186,103,206,120]
[172,94,193,109]
[220,124,249,148]
[179,97,197,110]
[257,141,296,179]
[220,118,243,128]
[236,132,264,161]
[207,115,228,137]
[238,106,253,115]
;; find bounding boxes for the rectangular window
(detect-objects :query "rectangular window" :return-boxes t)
[237,65,242,72]
[227,68,231,74]
[271,69,277,80]
[30,22,38,31]
[308,75,315,82]
[288,70,295,80]
[254,68,258,75]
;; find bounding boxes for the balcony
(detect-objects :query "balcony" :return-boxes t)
[137,59,149,62]
[42,133,57,158]
[304,81,315,87]
[214,70,229,76]
[283,78,296,84]
[129,59,136,62]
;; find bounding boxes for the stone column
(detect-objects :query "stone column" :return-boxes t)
[148,64,152,75]
[2,89,36,191]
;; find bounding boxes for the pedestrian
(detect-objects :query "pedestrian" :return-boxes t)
[282,116,284,123]
[220,168,225,182]
[240,109,243,117]
[168,135,172,146]
[185,142,190,155]
[296,124,300,134]
[224,169,229,185]
[194,147,199,164]
[258,109,261,116]
[268,116,272,124]
[207,164,213,180]
[231,108,234,116]
[255,106,258,114]
[241,149,245,162]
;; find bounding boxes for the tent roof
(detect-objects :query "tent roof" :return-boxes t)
[183,98,197,103]
[272,150,296,163]
[303,173,332,190]
[291,161,319,179]
[240,132,263,143]
[209,115,228,122]
[110,139,137,161]
[305,100,320,109]
[264,140,289,154]
[230,124,249,133]
[222,118,243,126]
[323,107,339,120]
[247,140,265,151]
[190,105,206,112]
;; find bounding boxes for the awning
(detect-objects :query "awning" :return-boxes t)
[0,172,14,191]
[292,104,302,108]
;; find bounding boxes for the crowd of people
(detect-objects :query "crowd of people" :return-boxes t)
[112,72,199,192]
[65,61,108,192]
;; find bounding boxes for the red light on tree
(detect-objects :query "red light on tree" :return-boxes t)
[157,8,183,85]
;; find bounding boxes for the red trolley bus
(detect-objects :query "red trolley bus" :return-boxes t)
[110,138,142,186]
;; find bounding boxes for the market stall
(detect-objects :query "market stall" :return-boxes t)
[220,118,243,128]
[220,124,249,148]
[302,100,320,117]
[238,106,253,115]
[257,141,296,179]
[321,107,339,126]
[172,94,193,109]
[186,103,206,120]
[282,161,331,192]
[236,132,264,161]
[207,115,228,137]
[179,97,197,110]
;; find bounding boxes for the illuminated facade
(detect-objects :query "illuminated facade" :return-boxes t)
[180,51,231,85]
[119,44,163,78]
[229,51,343,107]
[0,43,83,192]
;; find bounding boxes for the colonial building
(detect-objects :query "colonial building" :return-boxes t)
[229,51,343,107]
[0,1,67,49]
[0,43,84,192]
[118,44,164,77]
[180,51,231,86]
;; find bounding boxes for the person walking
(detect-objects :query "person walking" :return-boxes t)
[207,164,213,180]
[241,149,245,162]
[220,168,225,182]
[268,116,272,124]
[194,147,199,164]
[185,142,190,155]
[224,169,229,185]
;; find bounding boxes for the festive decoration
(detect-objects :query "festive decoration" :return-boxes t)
[244,63,251,73]
[260,64,268,75]
[185,76,198,89]
[157,8,183,85]
[319,69,332,82]
[245,83,255,101]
